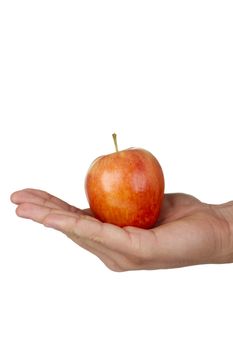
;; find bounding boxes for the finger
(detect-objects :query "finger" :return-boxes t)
[16,202,131,252]
[11,188,80,213]
[16,202,125,271]
[16,202,67,223]
[44,214,130,272]
[83,208,94,216]
[43,212,132,253]
[15,202,97,224]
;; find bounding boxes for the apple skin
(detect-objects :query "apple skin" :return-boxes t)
[85,148,165,229]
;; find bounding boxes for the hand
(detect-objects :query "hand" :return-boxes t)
[10,189,233,271]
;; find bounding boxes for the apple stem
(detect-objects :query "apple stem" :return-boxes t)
[112,133,119,152]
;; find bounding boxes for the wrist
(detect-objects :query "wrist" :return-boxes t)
[213,202,233,263]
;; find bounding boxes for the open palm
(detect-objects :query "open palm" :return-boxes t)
[11,189,232,271]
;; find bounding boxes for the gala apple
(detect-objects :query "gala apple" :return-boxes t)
[85,134,164,229]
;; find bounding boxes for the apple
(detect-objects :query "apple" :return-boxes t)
[85,134,165,229]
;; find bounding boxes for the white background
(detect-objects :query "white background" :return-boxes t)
[1,1,233,349]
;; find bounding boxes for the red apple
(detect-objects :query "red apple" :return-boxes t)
[85,134,165,229]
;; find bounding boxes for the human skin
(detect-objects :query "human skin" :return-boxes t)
[11,189,233,272]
